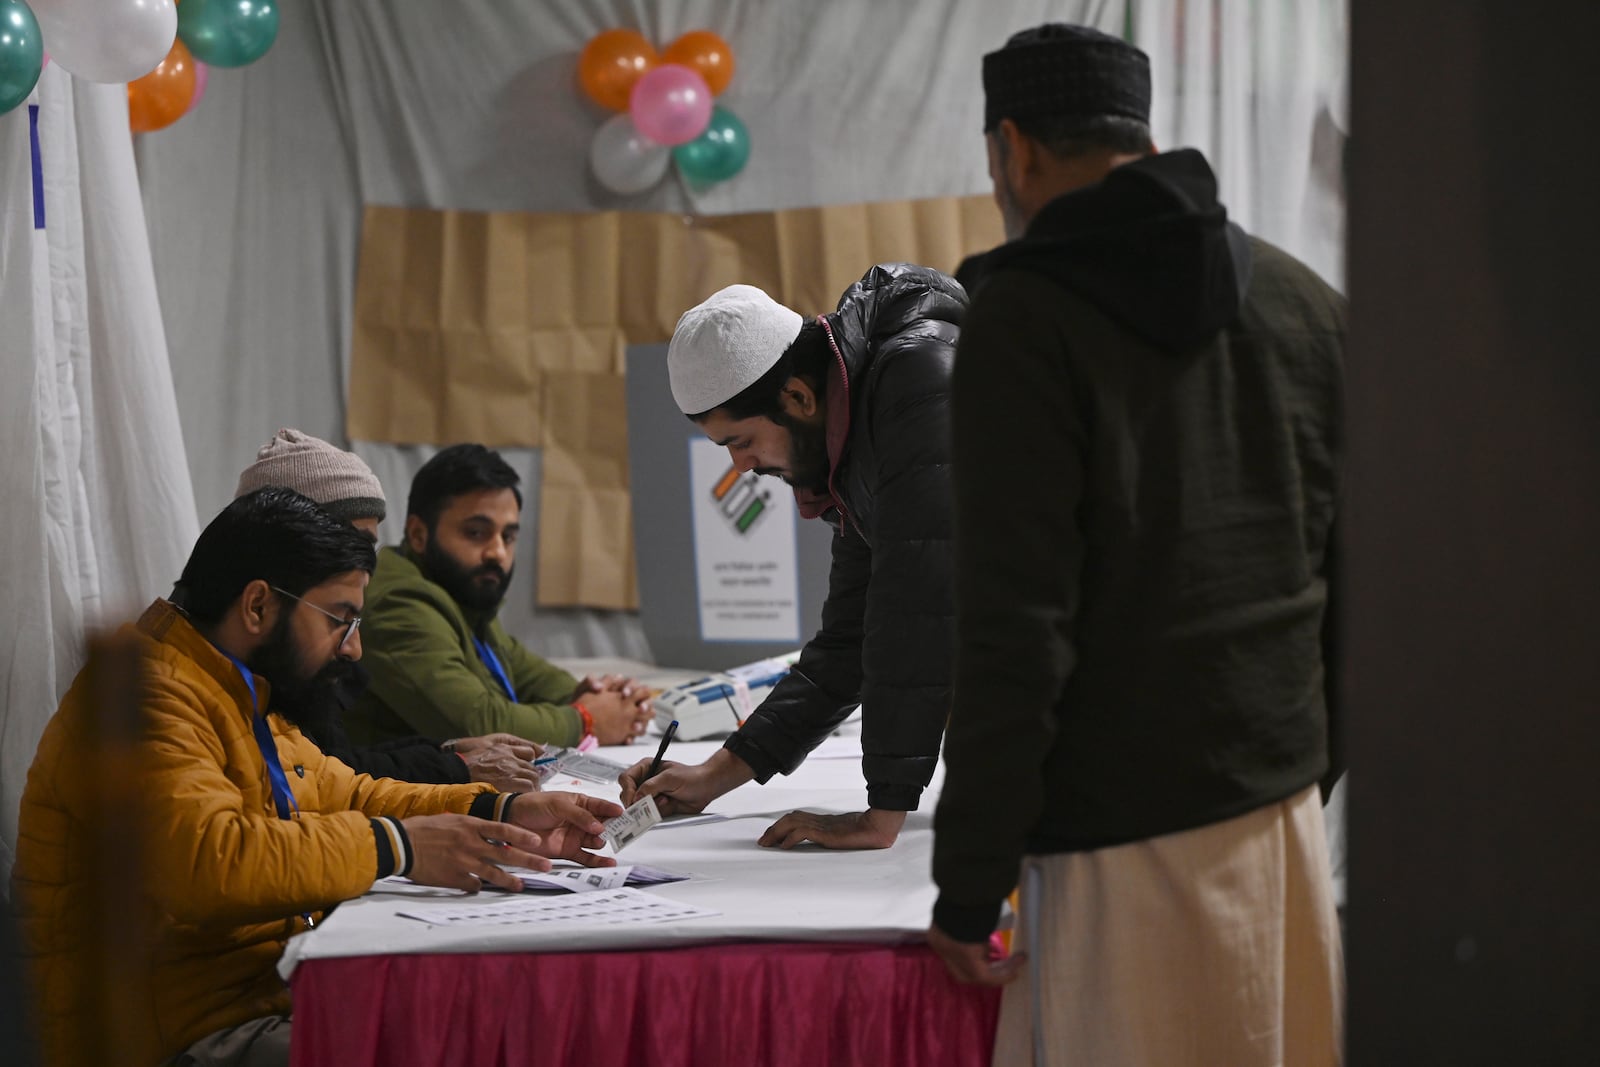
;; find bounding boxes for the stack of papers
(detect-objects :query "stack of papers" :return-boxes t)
[500,863,689,894]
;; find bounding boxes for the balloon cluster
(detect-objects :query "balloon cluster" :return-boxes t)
[0,0,278,133]
[579,28,750,196]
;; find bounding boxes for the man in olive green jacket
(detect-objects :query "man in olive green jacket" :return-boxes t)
[344,445,653,747]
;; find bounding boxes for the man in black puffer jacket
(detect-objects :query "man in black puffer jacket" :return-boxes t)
[620,264,963,850]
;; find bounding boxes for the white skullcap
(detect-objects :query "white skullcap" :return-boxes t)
[667,284,805,415]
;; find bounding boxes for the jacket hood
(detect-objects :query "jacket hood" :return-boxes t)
[823,262,967,377]
[975,148,1252,351]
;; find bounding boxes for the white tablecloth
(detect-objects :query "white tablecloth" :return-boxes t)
[278,720,940,979]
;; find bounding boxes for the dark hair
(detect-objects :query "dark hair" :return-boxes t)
[689,319,834,422]
[172,487,377,624]
[406,444,523,529]
[1008,113,1152,161]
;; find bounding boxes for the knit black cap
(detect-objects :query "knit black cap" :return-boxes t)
[982,23,1151,133]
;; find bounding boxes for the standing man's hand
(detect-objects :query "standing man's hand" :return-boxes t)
[926,923,1027,986]
[618,747,754,815]
[578,687,653,745]
[400,814,547,892]
[757,807,906,850]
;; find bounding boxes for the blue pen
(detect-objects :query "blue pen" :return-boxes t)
[533,756,559,767]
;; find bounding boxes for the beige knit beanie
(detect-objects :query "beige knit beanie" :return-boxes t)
[234,428,387,523]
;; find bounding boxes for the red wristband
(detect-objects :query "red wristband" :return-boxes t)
[574,702,595,740]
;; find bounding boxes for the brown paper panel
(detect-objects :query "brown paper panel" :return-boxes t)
[349,194,1003,609]
[535,485,637,610]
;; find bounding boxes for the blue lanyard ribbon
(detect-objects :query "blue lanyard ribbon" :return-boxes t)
[215,645,313,928]
[472,635,516,700]
[218,650,300,821]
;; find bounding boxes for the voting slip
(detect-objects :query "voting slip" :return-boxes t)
[534,747,632,784]
[398,888,718,928]
[499,863,690,893]
[602,795,661,852]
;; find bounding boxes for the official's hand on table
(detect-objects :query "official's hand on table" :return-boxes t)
[578,685,654,745]
[459,744,543,793]
[448,733,544,758]
[618,747,755,816]
[573,673,652,716]
[757,807,906,850]
[926,923,1027,987]
[399,814,547,893]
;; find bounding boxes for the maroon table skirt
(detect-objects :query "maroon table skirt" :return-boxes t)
[289,941,1001,1067]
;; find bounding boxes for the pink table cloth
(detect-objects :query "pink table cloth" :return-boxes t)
[290,941,1001,1067]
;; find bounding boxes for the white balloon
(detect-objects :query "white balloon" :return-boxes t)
[32,0,176,84]
[589,112,670,196]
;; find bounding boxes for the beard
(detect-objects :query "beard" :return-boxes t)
[249,615,361,737]
[994,172,1028,242]
[421,535,514,613]
[756,413,831,494]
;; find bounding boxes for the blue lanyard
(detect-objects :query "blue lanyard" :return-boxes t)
[215,646,314,928]
[472,635,517,700]
[218,650,300,821]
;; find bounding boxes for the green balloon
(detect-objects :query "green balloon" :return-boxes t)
[0,0,43,116]
[178,0,280,69]
[673,107,751,185]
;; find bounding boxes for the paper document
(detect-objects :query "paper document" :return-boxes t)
[656,812,729,829]
[398,888,717,928]
[602,795,662,852]
[536,747,632,784]
[501,863,690,893]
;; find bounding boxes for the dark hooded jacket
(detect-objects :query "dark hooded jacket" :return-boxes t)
[724,264,965,811]
[933,149,1346,940]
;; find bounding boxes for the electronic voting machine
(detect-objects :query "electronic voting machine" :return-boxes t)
[652,651,802,740]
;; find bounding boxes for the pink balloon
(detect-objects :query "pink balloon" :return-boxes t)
[628,64,713,147]
[186,60,209,114]
[42,51,49,69]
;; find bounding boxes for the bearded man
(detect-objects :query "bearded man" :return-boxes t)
[12,488,621,1066]
[345,444,653,748]
[620,263,966,851]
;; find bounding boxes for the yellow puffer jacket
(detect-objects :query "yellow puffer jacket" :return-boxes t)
[12,601,493,1067]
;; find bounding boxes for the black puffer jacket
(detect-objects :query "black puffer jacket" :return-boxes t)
[723,263,965,811]
[289,662,471,785]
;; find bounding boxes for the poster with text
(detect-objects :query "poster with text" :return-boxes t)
[687,437,801,642]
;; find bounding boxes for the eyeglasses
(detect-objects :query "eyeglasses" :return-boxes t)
[270,586,361,651]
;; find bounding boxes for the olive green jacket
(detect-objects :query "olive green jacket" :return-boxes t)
[344,546,583,746]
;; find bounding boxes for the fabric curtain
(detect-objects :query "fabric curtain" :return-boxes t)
[0,67,197,888]
[290,943,1001,1067]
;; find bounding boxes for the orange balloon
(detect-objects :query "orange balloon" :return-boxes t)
[578,28,658,111]
[662,30,735,96]
[128,38,197,134]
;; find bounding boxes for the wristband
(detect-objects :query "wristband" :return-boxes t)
[574,701,595,740]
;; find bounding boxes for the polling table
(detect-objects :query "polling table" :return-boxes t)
[281,704,1001,1066]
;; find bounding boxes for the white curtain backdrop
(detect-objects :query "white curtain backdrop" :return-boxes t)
[0,66,199,888]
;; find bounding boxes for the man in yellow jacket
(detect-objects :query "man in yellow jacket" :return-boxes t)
[12,487,623,1067]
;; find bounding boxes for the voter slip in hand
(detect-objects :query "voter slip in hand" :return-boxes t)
[602,795,662,852]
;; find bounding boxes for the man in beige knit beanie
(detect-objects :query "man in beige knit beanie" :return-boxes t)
[235,429,543,792]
